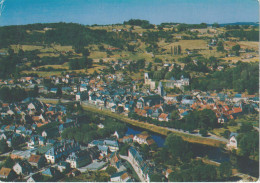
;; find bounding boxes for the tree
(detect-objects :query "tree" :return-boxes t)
[165,72,173,80]
[199,128,208,137]
[212,22,220,28]
[223,130,231,139]
[33,85,39,97]
[147,62,152,71]
[3,157,15,168]
[171,110,180,121]
[154,58,162,63]
[176,95,183,103]
[150,173,163,182]
[165,133,192,162]
[82,49,90,57]
[86,58,93,68]
[140,144,150,159]
[106,166,117,175]
[239,123,253,133]
[18,49,24,58]
[0,140,9,153]
[217,41,224,52]
[56,86,62,98]
[219,162,232,179]
[232,44,240,56]
[119,144,130,155]
[177,45,182,55]
[237,131,259,158]
[168,172,175,182]
[99,59,104,65]
[92,70,98,77]
[74,44,84,54]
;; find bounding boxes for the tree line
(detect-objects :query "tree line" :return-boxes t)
[191,61,259,94]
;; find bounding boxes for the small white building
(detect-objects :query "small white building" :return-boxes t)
[13,160,32,176]
[133,134,149,145]
[226,133,238,149]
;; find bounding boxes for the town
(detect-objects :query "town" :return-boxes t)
[0,13,259,183]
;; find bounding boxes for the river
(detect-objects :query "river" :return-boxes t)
[125,126,259,177]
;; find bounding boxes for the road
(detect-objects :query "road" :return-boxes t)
[165,127,228,143]
[37,98,228,146]
[81,101,228,143]
[119,155,145,182]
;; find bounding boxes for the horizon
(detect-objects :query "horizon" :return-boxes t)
[0,19,259,27]
[0,0,259,26]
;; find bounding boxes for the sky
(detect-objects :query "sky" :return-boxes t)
[0,0,259,26]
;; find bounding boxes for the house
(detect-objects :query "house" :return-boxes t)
[165,168,173,179]
[88,140,104,148]
[27,173,42,182]
[109,152,120,166]
[128,147,152,182]
[39,136,46,146]
[45,140,80,164]
[13,160,32,176]
[0,167,16,181]
[57,161,70,172]
[97,123,104,129]
[75,92,88,101]
[83,160,106,171]
[218,114,228,123]
[28,155,46,169]
[66,168,81,177]
[11,150,32,160]
[89,139,119,152]
[122,135,134,143]
[133,134,150,145]
[42,167,58,177]
[98,145,109,156]
[16,126,26,134]
[111,105,117,112]
[226,132,238,149]
[27,135,39,148]
[110,171,130,182]
[87,146,100,160]
[113,131,120,139]
[66,150,92,168]
[115,161,127,172]
[158,113,169,122]
[103,140,119,152]
[50,88,58,94]
[0,132,11,140]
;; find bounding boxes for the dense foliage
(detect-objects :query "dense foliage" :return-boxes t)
[168,160,217,182]
[0,86,28,102]
[191,62,259,94]
[225,29,259,41]
[164,134,193,162]
[123,19,155,29]
[61,116,126,144]
[0,23,129,49]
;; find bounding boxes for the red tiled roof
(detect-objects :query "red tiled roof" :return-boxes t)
[233,107,242,113]
[159,113,168,120]
[2,103,9,107]
[0,167,12,176]
[28,155,41,163]
[137,134,149,140]
[147,139,155,145]
[166,169,173,174]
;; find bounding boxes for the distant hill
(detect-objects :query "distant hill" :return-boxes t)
[218,22,259,26]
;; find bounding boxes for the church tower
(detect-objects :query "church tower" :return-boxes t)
[158,82,164,96]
